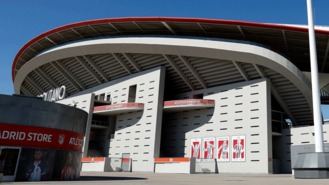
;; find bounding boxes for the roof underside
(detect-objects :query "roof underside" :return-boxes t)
[14,17,322,126]
[21,53,313,126]
[12,17,329,79]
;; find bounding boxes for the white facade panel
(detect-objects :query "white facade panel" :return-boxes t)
[57,93,94,156]
[162,79,272,173]
[280,124,329,173]
[57,67,165,172]
[155,162,192,174]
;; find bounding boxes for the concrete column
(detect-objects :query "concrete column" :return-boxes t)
[82,93,95,157]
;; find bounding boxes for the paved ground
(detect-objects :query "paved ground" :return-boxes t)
[3,172,329,185]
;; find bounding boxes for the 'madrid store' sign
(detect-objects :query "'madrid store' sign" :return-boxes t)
[38,85,66,102]
[0,123,83,151]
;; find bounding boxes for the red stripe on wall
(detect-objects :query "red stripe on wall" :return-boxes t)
[154,157,190,163]
[81,157,105,163]
[0,123,84,151]
[164,99,215,106]
[93,103,144,112]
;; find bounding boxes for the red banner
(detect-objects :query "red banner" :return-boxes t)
[232,135,246,161]
[190,138,201,158]
[217,137,230,161]
[0,123,84,151]
[203,137,215,159]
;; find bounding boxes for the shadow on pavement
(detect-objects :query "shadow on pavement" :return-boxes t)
[78,176,147,181]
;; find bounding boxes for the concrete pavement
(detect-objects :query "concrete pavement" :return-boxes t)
[3,172,329,185]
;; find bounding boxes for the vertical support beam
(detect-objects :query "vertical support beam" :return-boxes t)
[82,56,109,81]
[75,57,102,84]
[71,28,84,38]
[50,62,84,90]
[282,30,289,51]
[82,93,95,157]
[178,55,207,89]
[34,70,55,89]
[55,32,66,40]
[88,25,101,35]
[320,39,329,72]
[111,53,132,74]
[45,37,57,45]
[25,77,44,94]
[197,23,207,35]
[163,55,194,91]
[306,0,324,152]
[254,64,265,78]
[20,86,33,96]
[263,73,274,174]
[28,47,38,53]
[36,41,44,48]
[232,61,249,81]
[253,64,294,119]
[122,53,141,72]
[108,23,121,33]
[237,25,246,38]
[132,21,144,32]
[35,68,58,88]
[153,66,166,160]
[162,22,176,34]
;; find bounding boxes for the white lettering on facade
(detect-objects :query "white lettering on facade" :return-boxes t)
[0,131,26,140]
[27,132,52,142]
[69,137,83,146]
[0,130,52,143]
[37,85,66,102]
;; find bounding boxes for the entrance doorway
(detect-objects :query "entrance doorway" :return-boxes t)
[128,85,137,102]
[121,153,131,172]
[0,147,21,181]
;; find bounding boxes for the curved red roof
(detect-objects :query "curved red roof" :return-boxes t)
[12,17,329,81]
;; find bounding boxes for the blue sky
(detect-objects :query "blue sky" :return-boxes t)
[1,0,329,117]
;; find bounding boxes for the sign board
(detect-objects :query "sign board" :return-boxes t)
[217,136,230,161]
[231,135,246,161]
[37,85,66,102]
[190,138,201,159]
[202,137,215,159]
[0,123,83,151]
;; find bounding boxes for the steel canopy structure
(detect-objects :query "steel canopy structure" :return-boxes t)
[12,17,329,128]
[12,17,329,78]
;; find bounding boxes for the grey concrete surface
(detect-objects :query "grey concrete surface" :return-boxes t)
[3,172,329,185]
[0,94,87,133]
[294,152,329,178]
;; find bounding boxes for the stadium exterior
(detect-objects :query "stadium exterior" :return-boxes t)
[11,17,329,175]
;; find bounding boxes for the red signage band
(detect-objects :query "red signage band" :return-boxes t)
[164,99,215,106]
[81,157,105,163]
[94,103,144,112]
[0,123,84,151]
[154,157,190,163]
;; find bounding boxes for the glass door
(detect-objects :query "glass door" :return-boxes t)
[121,153,131,172]
[0,147,21,182]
